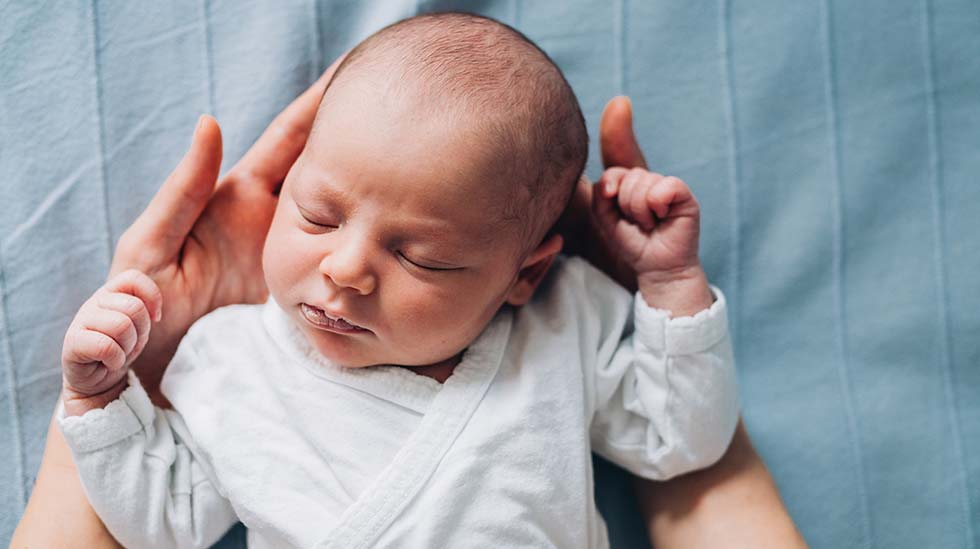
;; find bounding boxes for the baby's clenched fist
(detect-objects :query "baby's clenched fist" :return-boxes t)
[61,269,162,416]
[591,167,715,315]
[592,167,701,276]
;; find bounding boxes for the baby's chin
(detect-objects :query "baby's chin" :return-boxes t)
[298,322,466,373]
[299,325,381,368]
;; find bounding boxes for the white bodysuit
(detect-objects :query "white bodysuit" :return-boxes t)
[58,256,738,548]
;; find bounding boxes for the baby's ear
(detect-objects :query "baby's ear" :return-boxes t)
[505,233,563,306]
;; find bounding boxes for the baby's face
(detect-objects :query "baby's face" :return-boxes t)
[262,78,530,369]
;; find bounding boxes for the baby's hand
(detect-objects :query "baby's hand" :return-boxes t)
[61,270,162,415]
[593,167,701,275]
[592,167,713,314]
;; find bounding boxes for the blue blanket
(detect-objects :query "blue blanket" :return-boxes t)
[2,1,978,547]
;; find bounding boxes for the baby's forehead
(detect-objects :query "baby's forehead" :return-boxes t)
[301,116,531,247]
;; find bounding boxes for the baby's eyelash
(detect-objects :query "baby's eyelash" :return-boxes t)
[299,211,337,229]
[397,252,462,272]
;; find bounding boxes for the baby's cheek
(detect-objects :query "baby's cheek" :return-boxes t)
[262,223,307,297]
[389,284,486,349]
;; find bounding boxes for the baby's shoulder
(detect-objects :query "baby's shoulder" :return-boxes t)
[185,302,268,340]
[176,302,272,362]
[535,255,632,310]
[518,256,634,336]
[162,302,273,399]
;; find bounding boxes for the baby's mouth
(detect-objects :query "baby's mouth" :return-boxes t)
[300,303,370,334]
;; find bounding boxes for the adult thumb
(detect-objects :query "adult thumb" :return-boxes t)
[123,115,223,262]
[599,96,648,170]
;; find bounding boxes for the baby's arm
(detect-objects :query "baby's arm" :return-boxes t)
[588,168,739,479]
[57,270,237,548]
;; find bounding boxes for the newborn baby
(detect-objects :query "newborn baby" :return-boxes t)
[58,12,738,548]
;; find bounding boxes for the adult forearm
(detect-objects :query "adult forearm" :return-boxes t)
[635,421,808,549]
[11,411,122,548]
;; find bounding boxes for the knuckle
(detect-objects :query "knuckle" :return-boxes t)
[81,292,103,312]
[94,334,118,359]
[123,269,157,294]
[62,331,78,357]
[117,293,146,317]
[105,312,135,338]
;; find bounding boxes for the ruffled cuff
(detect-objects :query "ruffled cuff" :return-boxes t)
[633,285,729,355]
[57,370,156,454]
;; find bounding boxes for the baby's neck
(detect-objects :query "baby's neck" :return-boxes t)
[399,352,463,384]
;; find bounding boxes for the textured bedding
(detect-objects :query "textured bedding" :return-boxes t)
[2,1,978,547]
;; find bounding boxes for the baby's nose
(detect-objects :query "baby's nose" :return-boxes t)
[318,235,377,295]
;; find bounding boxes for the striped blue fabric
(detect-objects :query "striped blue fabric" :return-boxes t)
[1,1,977,547]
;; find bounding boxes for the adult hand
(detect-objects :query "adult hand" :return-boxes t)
[557,96,647,291]
[12,57,348,549]
[110,56,344,406]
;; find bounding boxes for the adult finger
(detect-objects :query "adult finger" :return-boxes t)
[600,96,648,170]
[232,52,348,190]
[122,116,223,263]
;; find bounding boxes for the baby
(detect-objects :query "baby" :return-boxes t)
[58,12,737,549]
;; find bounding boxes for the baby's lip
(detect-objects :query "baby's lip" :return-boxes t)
[300,303,370,333]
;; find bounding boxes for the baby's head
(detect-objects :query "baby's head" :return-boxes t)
[263,12,588,369]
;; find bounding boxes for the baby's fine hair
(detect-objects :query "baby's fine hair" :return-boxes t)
[321,11,589,249]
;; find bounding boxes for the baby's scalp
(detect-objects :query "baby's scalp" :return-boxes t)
[311,12,589,254]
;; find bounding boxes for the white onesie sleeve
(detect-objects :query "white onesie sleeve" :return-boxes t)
[57,370,238,549]
[588,276,739,481]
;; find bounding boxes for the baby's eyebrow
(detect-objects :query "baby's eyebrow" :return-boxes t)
[296,180,346,207]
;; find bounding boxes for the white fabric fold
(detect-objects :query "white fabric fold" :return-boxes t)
[57,256,738,548]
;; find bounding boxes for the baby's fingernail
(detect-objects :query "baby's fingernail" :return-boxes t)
[155,307,162,322]
[604,179,615,195]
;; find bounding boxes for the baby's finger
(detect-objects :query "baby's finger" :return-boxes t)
[65,329,127,374]
[82,309,138,357]
[646,176,697,219]
[97,292,152,356]
[616,168,640,218]
[104,269,163,322]
[593,169,627,233]
[629,173,660,231]
[599,167,629,198]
